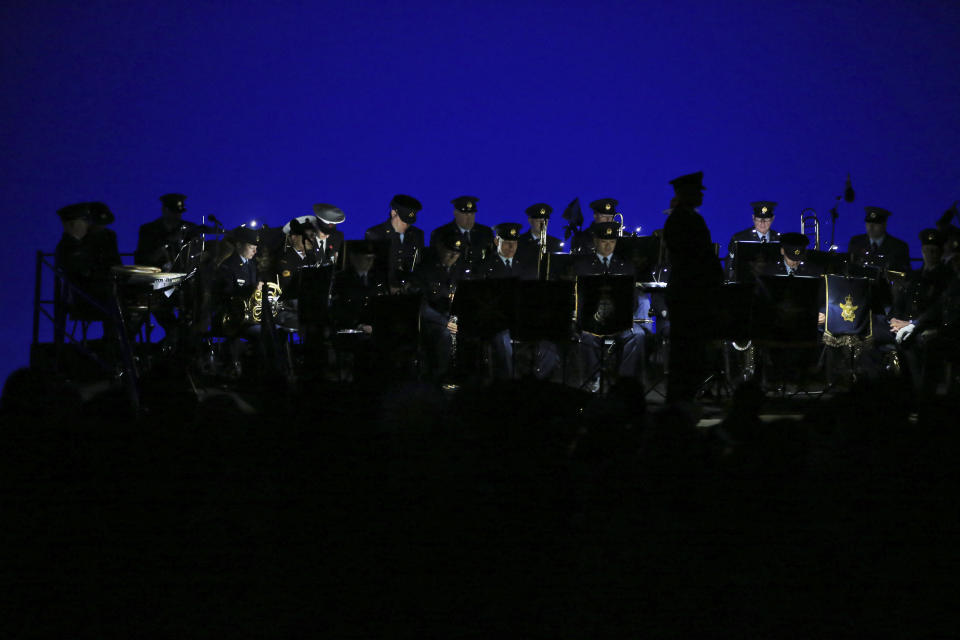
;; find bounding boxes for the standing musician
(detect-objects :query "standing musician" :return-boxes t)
[570,198,617,255]
[574,221,645,391]
[307,203,345,266]
[365,194,425,291]
[412,227,470,382]
[517,203,563,267]
[848,206,911,274]
[134,193,204,342]
[726,201,780,280]
[55,202,122,326]
[662,171,724,408]
[430,196,494,271]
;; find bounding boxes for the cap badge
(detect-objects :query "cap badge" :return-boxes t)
[604,203,612,211]
[509,229,517,237]
[792,249,800,256]
[465,202,473,211]
[539,208,546,215]
[761,206,768,215]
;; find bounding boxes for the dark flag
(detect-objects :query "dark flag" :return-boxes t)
[562,197,583,240]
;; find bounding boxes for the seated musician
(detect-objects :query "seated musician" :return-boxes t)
[726,201,780,280]
[574,221,645,392]
[274,217,318,329]
[55,202,122,324]
[214,226,264,373]
[477,222,559,380]
[411,227,469,382]
[848,206,911,274]
[365,194,425,292]
[517,203,563,267]
[570,198,617,255]
[762,232,822,277]
[430,196,495,271]
[332,240,386,334]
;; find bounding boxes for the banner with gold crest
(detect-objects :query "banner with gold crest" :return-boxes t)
[823,274,872,346]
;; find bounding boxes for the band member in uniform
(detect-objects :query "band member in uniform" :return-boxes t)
[412,227,469,382]
[332,239,386,333]
[663,171,724,408]
[726,201,780,280]
[848,206,911,274]
[570,198,617,255]
[764,232,822,277]
[430,196,494,271]
[889,229,952,339]
[215,226,263,372]
[517,203,563,267]
[55,202,122,324]
[308,203,345,266]
[574,221,645,391]
[365,194,425,291]
[134,193,203,341]
[477,222,544,380]
[272,217,319,329]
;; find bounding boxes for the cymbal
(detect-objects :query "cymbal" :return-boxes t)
[112,264,161,275]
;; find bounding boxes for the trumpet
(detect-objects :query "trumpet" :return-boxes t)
[613,211,641,237]
[800,208,820,250]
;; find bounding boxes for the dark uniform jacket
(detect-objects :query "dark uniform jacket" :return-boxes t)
[848,233,912,274]
[662,207,724,290]
[892,264,952,321]
[517,230,563,259]
[573,252,636,278]
[135,217,201,269]
[762,258,823,278]
[274,245,318,300]
[914,275,960,335]
[366,220,425,278]
[570,224,603,255]
[55,230,122,313]
[411,256,470,327]
[216,253,259,300]
[430,221,495,269]
[477,253,537,281]
[726,227,781,279]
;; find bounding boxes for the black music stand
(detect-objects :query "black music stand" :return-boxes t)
[514,280,575,380]
[368,292,422,379]
[298,264,335,327]
[695,283,755,398]
[577,274,635,392]
[546,253,577,280]
[451,279,515,340]
[753,275,824,393]
[732,240,782,284]
[614,236,660,281]
[804,249,848,275]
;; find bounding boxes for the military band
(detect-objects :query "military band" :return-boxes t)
[49,180,960,403]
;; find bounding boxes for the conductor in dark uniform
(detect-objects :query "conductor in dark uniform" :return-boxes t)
[848,206,912,274]
[663,171,724,409]
[430,196,494,271]
[570,198,617,255]
[726,201,780,280]
[412,227,470,382]
[365,194,425,291]
[517,203,563,267]
[574,221,644,391]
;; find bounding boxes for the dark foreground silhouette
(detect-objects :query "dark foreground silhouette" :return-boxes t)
[2,368,958,637]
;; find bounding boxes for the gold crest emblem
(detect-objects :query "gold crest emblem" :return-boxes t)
[465,202,473,211]
[539,208,546,215]
[761,206,768,215]
[509,228,517,237]
[454,239,462,249]
[604,203,612,211]
[282,270,291,277]
[793,248,801,256]
[839,294,858,322]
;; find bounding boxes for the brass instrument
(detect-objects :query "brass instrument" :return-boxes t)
[614,212,625,237]
[537,220,552,279]
[800,208,820,250]
[221,280,282,334]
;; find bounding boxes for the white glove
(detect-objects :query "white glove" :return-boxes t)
[895,323,916,344]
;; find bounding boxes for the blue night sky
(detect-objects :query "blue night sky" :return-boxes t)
[2,0,958,384]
